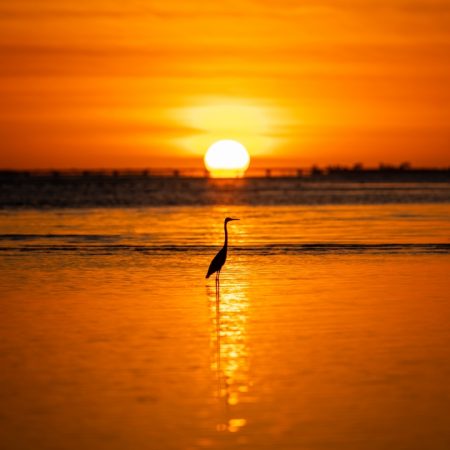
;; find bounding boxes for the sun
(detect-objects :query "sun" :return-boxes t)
[204,140,251,178]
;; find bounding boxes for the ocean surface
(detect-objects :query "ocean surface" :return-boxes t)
[1,180,450,450]
[1,176,450,207]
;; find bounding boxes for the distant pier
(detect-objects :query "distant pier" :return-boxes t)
[1,164,450,182]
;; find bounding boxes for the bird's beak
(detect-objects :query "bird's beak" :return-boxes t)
[230,218,240,221]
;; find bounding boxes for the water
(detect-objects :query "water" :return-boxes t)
[1,176,450,207]
[1,182,450,450]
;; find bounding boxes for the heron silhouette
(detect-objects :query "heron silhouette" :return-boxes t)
[206,217,239,287]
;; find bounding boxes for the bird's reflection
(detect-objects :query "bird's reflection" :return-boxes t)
[207,279,250,433]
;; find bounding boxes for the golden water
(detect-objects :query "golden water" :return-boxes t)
[1,205,449,449]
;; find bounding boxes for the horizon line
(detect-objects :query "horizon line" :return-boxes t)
[1,164,450,172]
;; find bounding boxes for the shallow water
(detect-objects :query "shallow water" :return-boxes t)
[1,205,450,450]
[1,203,449,247]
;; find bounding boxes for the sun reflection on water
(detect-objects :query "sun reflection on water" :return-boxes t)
[207,280,250,434]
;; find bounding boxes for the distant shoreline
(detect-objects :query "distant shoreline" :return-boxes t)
[1,165,450,182]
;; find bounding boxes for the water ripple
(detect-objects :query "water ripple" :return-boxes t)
[0,242,449,255]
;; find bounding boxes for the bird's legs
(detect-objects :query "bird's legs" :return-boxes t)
[215,270,221,293]
[215,272,220,304]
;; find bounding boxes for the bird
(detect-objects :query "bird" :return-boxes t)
[206,217,239,285]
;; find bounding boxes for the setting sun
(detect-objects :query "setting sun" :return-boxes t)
[204,140,250,178]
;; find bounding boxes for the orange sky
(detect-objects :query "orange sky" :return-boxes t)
[1,0,449,169]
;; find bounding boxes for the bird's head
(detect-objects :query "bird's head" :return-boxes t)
[225,217,239,223]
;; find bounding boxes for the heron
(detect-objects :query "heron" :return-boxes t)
[206,217,239,286]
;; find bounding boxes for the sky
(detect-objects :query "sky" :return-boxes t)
[1,0,449,169]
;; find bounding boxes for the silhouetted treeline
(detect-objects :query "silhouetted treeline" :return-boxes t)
[303,163,450,182]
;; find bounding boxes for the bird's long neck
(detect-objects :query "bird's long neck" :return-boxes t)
[223,221,228,248]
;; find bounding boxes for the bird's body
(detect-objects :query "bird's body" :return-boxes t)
[205,246,227,279]
[206,217,239,281]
